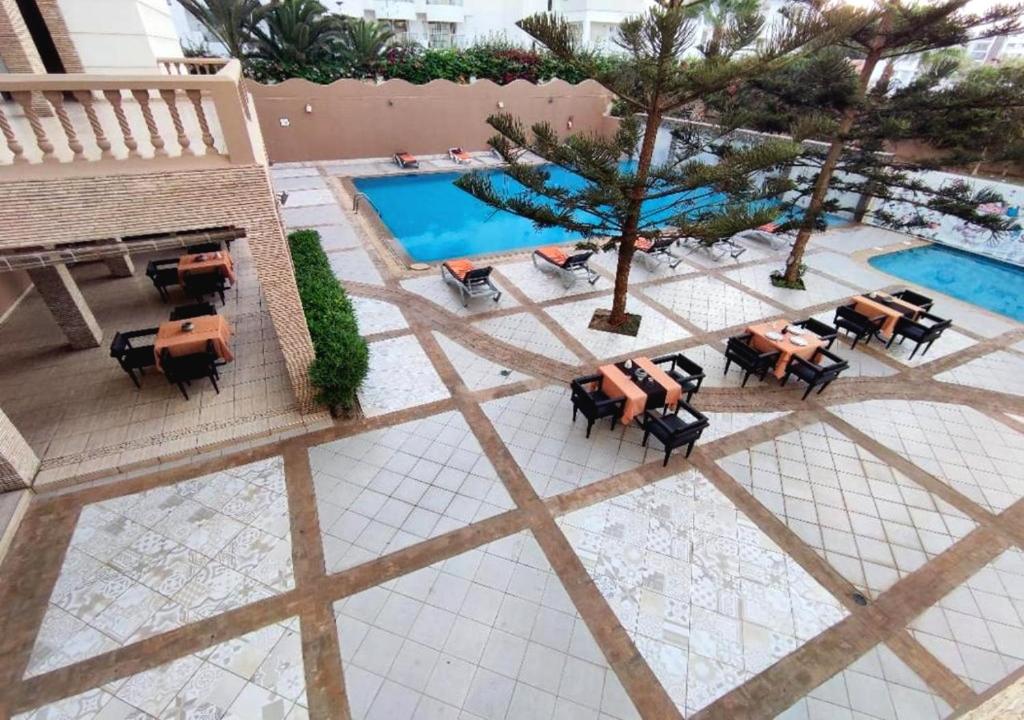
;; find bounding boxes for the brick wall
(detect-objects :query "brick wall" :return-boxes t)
[0,164,318,411]
[35,0,84,73]
[0,408,38,491]
[0,0,47,74]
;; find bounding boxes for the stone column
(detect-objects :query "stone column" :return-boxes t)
[0,408,39,491]
[26,264,102,349]
[104,254,135,277]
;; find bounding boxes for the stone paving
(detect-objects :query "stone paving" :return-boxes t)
[0,161,1022,720]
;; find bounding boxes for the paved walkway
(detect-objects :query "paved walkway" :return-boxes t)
[1,160,1023,720]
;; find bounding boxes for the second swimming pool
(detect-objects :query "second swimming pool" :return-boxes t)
[354,166,848,262]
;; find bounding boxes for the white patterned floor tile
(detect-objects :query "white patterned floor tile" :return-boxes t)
[15,619,305,719]
[496,259,608,303]
[718,422,977,597]
[935,350,1024,397]
[677,344,748,388]
[543,295,691,361]
[592,247,692,283]
[351,296,409,336]
[804,251,896,292]
[472,313,579,365]
[481,384,664,498]
[723,264,858,310]
[357,335,450,417]
[24,458,292,678]
[909,548,1024,693]
[557,470,848,715]
[1012,339,1024,354]
[642,276,780,332]
[335,530,641,720]
[399,275,519,317]
[310,410,514,574]
[328,248,384,287]
[701,412,790,444]
[775,643,952,719]
[432,332,531,392]
[883,328,976,367]
[831,400,1024,514]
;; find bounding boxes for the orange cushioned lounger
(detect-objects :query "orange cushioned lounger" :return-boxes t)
[535,246,569,266]
[443,259,475,281]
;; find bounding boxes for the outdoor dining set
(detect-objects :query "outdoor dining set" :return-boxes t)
[570,287,952,464]
[109,243,237,400]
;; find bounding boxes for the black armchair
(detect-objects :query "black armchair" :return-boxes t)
[794,318,838,349]
[641,403,710,466]
[724,334,781,387]
[782,348,849,400]
[186,242,222,254]
[652,353,705,402]
[886,312,952,359]
[570,374,626,438]
[110,328,158,388]
[170,302,217,321]
[146,258,180,302]
[893,289,934,312]
[183,270,228,306]
[834,304,885,350]
[161,340,220,400]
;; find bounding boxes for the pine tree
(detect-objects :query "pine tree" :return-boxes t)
[454,0,849,328]
[754,0,1024,286]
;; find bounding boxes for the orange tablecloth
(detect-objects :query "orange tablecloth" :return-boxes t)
[598,364,647,425]
[634,356,682,410]
[178,251,235,285]
[851,293,922,339]
[747,319,824,379]
[154,315,234,371]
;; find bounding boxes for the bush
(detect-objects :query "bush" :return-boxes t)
[288,229,369,411]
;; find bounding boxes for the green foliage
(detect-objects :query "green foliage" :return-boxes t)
[178,0,261,60]
[249,0,344,66]
[337,18,395,77]
[288,229,368,411]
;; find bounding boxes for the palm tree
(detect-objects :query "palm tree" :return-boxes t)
[178,0,261,60]
[337,18,395,77]
[250,0,345,66]
[688,0,763,57]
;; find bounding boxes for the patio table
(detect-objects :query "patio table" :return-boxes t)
[178,251,236,285]
[599,356,682,424]
[747,319,825,379]
[852,293,923,339]
[154,315,234,371]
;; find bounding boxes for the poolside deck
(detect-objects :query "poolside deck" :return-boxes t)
[1,158,1022,720]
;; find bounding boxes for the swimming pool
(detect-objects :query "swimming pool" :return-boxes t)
[869,244,1024,322]
[354,166,848,262]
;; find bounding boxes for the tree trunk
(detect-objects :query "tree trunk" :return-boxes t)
[853,185,874,222]
[782,47,885,285]
[609,109,662,325]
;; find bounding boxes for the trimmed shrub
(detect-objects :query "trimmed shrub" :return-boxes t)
[288,229,369,412]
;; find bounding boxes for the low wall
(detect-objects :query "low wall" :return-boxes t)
[248,77,615,164]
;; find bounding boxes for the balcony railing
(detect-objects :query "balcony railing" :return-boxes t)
[0,58,262,178]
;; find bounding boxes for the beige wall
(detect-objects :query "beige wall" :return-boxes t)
[249,77,615,164]
[0,271,31,322]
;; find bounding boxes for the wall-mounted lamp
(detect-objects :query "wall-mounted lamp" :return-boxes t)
[567,115,574,130]
[304,103,313,113]
[548,96,554,104]
[387,99,394,106]
[496,100,505,109]
[279,117,290,127]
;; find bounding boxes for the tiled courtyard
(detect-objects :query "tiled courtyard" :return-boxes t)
[1,160,1022,720]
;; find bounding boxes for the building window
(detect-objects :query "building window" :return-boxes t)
[428,22,457,48]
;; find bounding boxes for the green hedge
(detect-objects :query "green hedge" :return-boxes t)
[288,229,369,411]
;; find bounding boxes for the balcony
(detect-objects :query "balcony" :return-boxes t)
[0,58,263,179]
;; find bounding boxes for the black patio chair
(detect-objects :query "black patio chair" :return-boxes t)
[892,289,934,312]
[145,258,180,302]
[641,402,710,466]
[169,302,217,321]
[186,242,222,254]
[183,270,228,306]
[652,353,705,402]
[886,312,952,359]
[724,333,781,387]
[570,374,626,438]
[834,303,885,350]
[782,348,850,400]
[110,328,158,388]
[161,341,220,400]
[793,318,838,349]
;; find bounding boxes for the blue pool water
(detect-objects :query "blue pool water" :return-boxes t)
[869,244,1024,322]
[354,166,847,262]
